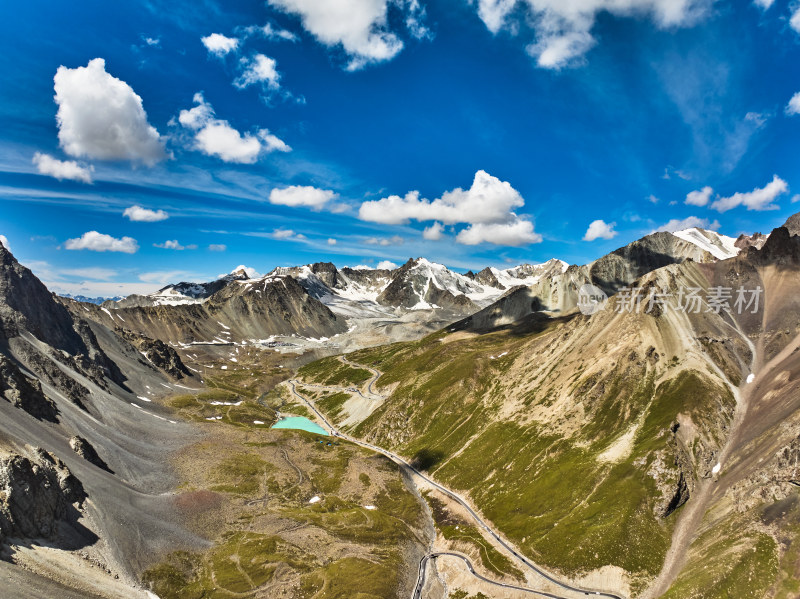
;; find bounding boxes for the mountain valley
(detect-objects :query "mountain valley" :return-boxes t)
[0,219,798,599]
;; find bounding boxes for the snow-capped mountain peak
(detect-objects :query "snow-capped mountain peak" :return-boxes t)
[671,228,740,260]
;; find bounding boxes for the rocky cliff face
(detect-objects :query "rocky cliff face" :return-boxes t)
[735,232,769,251]
[0,449,85,542]
[0,354,58,422]
[69,436,112,473]
[113,328,190,379]
[472,267,504,289]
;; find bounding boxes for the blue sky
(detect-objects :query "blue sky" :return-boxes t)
[1,0,800,296]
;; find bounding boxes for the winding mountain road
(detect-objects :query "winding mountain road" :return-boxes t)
[286,364,625,599]
[414,552,573,599]
[338,355,386,398]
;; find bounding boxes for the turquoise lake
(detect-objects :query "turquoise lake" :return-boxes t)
[271,416,329,436]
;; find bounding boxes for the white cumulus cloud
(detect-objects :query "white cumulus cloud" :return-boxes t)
[457,220,542,246]
[583,219,617,241]
[64,231,139,254]
[376,260,398,270]
[327,238,337,245]
[235,54,281,89]
[266,0,420,70]
[223,265,262,279]
[360,170,525,225]
[753,0,774,9]
[685,186,713,207]
[792,7,800,33]
[123,205,169,222]
[785,91,800,116]
[476,0,712,69]
[201,33,239,56]
[177,93,290,163]
[32,152,93,183]
[359,170,541,246]
[54,58,166,165]
[422,221,444,240]
[711,175,788,212]
[269,185,336,209]
[209,244,227,252]
[653,216,720,233]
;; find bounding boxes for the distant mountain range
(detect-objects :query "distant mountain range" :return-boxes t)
[59,293,124,305]
[51,226,757,349]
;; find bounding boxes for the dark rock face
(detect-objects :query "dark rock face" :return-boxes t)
[69,436,112,473]
[115,328,190,379]
[0,354,58,422]
[0,245,87,354]
[474,267,505,290]
[751,227,800,266]
[308,262,339,288]
[663,472,690,518]
[0,450,85,541]
[422,283,478,312]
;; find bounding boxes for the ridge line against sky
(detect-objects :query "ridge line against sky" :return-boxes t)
[1,0,799,296]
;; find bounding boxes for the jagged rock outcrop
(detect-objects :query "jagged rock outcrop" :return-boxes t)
[749,226,800,266]
[735,232,769,251]
[0,450,85,542]
[473,267,505,290]
[784,212,800,236]
[0,353,58,421]
[114,328,190,379]
[69,436,112,473]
